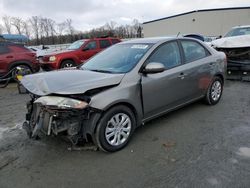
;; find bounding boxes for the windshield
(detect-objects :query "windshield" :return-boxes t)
[68,40,85,50]
[224,27,250,37]
[81,43,152,73]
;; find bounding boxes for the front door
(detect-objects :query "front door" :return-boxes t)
[141,41,193,119]
[80,41,99,62]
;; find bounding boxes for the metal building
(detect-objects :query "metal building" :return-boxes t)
[143,7,250,37]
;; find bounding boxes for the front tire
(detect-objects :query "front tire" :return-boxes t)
[95,105,136,152]
[205,76,223,105]
[60,60,76,69]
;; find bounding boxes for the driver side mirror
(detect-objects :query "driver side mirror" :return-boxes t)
[142,62,165,74]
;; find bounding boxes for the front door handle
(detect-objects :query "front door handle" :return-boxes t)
[178,72,187,79]
[6,55,14,58]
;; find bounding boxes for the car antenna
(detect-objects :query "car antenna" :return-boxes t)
[176,32,181,37]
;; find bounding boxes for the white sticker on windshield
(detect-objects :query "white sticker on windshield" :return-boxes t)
[131,45,148,49]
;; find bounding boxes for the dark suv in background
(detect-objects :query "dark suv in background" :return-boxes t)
[0,42,40,77]
[40,37,121,71]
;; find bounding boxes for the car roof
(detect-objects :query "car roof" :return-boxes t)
[75,37,119,42]
[121,36,192,44]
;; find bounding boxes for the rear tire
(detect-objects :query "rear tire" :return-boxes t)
[205,76,223,105]
[95,105,136,152]
[60,60,76,69]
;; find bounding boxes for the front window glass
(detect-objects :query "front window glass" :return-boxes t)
[81,43,152,73]
[68,40,85,50]
[147,41,181,69]
[85,41,97,50]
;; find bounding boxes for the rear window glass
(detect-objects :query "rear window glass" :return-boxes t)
[99,40,112,49]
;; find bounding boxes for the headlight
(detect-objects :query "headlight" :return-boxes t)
[49,56,56,62]
[34,96,88,109]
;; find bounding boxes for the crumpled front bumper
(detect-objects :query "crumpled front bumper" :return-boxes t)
[23,101,90,144]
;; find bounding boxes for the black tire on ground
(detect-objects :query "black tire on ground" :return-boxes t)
[60,60,76,69]
[205,76,223,105]
[95,105,136,152]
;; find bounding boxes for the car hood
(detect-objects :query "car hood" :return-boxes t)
[45,49,74,56]
[21,69,125,96]
[211,35,250,48]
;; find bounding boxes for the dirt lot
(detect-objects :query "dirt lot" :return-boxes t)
[0,81,250,188]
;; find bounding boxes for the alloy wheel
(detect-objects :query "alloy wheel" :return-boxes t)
[211,80,222,101]
[105,113,132,146]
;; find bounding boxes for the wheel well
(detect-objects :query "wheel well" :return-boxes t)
[9,61,32,72]
[93,102,138,135]
[215,74,224,85]
[106,102,138,122]
[60,59,75,67]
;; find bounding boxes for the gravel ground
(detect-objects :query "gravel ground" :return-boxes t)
[0,81,250,188]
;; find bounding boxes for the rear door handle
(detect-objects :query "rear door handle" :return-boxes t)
[6,55,14,58]
[209,62,215,66]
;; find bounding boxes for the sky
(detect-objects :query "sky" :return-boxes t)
[0,0,249,31]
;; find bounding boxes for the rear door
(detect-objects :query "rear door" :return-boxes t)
[179,39,213,96]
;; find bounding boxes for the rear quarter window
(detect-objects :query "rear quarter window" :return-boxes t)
[181,40,210,63]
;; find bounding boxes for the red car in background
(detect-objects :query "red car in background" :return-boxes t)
[0,42,40,77]
[40,37,121,71]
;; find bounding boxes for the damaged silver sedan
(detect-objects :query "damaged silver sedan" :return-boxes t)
[22,37,226,152]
